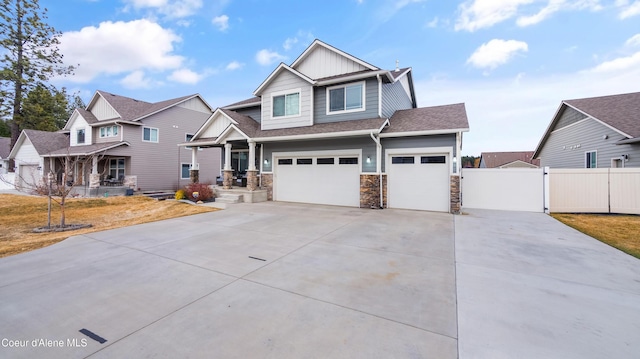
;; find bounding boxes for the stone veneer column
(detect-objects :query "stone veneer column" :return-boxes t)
[450,175,461,214]
[246,170,258,191]
[189,169,199,184]
[260,173,273,200]
[359,174,388,209]
[223,170,233,189]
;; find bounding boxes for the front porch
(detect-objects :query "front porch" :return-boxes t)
[213,186,268,204]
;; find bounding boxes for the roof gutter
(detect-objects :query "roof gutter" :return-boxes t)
[616,137,640,145]
[370,131,383,209]
[379,128,470,138]
[315,70,392,86]
[253,129,379,142]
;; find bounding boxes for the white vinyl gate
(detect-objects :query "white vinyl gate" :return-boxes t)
[461,168,545,212]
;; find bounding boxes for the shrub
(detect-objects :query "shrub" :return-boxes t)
[175,189,186,200]
[184,182,214,202]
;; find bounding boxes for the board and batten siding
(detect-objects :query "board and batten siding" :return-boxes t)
[118,106,220,190]
[294,46,369,79]
[14,138,41,165]
[262,137,377,173]
[381,80,413,119]
[178,97,211,113]
[260,71,312,130]
[538,117,640,168]
[69,116,91,147]
[313,78,379,124]
[91,95,119,120]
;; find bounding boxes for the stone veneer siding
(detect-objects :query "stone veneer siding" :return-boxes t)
[222,170,233,189]
[450,175,461,214]
[189,169,199,184]
[261,173,273,200]
[246,170,259,191]
[359,174,387,209]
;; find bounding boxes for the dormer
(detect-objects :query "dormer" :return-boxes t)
[64,110,93,146]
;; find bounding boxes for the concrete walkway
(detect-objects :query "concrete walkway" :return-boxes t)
[0,203,638,358]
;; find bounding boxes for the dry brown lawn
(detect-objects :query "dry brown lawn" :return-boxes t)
[552,213,640,259]
[0,194,217,258]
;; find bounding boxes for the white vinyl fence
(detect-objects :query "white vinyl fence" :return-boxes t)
[0,173,16,190]
[462,167,640,214]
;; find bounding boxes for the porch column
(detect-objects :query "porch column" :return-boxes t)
[246,141,258,191]
[223,143,233,189]
[189,147,199,183]
[89,156,100,188]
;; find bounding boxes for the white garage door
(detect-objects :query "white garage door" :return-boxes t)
[274,154,360,207]
[387,153,450,212]
[17,164,40,189]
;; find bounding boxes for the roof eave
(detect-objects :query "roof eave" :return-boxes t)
[254,63,316,96]
[253,129,380,142]
[315,70,390,86]
[379,128,470,138]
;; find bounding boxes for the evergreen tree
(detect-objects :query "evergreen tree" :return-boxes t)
[21,84,69,131]
[0,0,75,169]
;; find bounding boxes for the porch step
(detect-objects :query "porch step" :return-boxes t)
[215,193,244,204]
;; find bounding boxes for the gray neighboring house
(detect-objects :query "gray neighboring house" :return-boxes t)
[9,91,220,193]
[0,137,10,174]
[534,92,640,168]
[479,151,540,168]
[185,39,469,213]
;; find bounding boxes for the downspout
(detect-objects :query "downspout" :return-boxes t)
[376,74,382,118]
[370,131,383,209]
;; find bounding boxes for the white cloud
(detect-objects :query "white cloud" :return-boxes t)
[167,68,202,84]
[57,19,184,83]
[618,0,640,18]
[225,61,244,70]
[587,51,640,73]
[123,0,203,19]
[212,15,229,31]
[467,39,529,70]
[626,33,640,47]
[283,37,298,50]
[120,70,153,89]
[426,17,439,28]
[255,49,286,66]
[282,31,314,51]
[456,0,603,31]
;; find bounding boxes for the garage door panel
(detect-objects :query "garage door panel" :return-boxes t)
[388,154,449,212]
[275,156,360,207]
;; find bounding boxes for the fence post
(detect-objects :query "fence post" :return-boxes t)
[544,167,550,214]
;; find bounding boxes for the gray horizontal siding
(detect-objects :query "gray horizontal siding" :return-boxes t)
[262,137,377,173]
[381,81,413,119]
[381,134,456,172]
[116,106,220,190]
[235,106,261,123]
[538,118,640,168]
[314,78,379,124]
[555,106,587,130]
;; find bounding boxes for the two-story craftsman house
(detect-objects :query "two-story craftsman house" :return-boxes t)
[185,40,469,213]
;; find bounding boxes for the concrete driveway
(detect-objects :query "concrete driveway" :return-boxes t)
[0,202,639,358]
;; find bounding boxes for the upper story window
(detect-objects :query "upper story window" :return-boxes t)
[76,128,85,144]
[327,82,365,114]
[99,125,119,138]
[143,127,159,143]
[586,151,597,168]
[272,89,300,118]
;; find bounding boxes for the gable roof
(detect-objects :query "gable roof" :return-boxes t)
[9,129,69,158]
[534,91,640,157]
[0,137,11,159]
[223,97,261,110]
[381,103,469,137]
[90,91,210,122]
[254,63,315,96]
[480,151,540,168]
[43,141,130,157]
[291,39,379,72]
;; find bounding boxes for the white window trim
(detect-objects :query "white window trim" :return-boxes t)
[100,125,119,138]
[271,88,301,119]
[184,133,202,150]
[76,127,86,144]
[142,126,159,143]
[326,81,366,115]
[180,163,191,179]
[585,150,597,168]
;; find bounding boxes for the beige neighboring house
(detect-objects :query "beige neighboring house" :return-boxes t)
[479,151,540,168]
[0,137,10,175]
[9,91,221,194]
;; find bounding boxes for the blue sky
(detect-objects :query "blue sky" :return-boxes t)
[44,0,640,155]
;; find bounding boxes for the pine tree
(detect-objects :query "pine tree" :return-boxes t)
[0,0,75,169]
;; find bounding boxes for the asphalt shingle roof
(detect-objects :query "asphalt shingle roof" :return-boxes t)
[565,92,640,138]
[0,137,11,159]
[22,129,69,155]
[96,90,196,122]
[480,151,540,168]
[385,103,469,134]
[44,141,129,157]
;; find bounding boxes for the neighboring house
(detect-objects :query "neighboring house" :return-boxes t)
[0,137,10,174]
[479,151,540,168]
[534,92,640,168]
[9,91,220,192]
[8,129,69,189]
[185,40,469,213]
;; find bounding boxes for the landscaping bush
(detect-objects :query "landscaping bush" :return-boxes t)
[175,189,186,200]
[184,183,214,202]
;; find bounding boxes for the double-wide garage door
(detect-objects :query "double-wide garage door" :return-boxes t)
[274,154,360,207]
[387,153,450,212]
